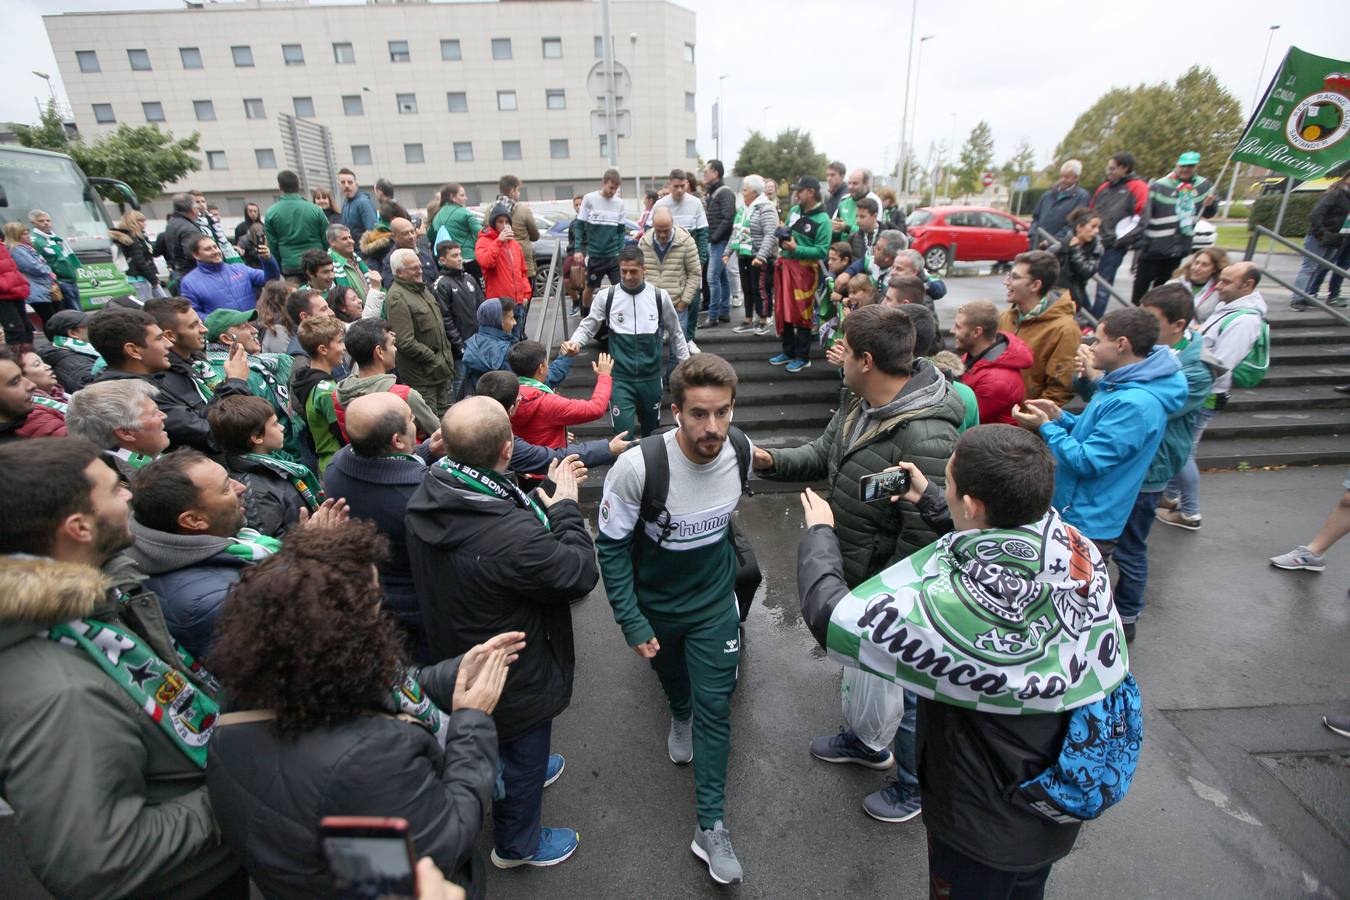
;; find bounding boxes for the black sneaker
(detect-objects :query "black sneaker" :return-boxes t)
[1123,622,1136,643]
[808,728,895,769]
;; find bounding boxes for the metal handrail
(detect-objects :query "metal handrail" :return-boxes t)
[1035,227,1129,328]
[1244,225,1350,328]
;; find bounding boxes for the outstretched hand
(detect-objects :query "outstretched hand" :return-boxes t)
[299,497,349,529]
[800,487,835,528]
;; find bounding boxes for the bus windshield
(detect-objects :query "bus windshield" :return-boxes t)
[0,149,112,242]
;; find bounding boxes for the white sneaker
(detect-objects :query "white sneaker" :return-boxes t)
[687,340,701,355]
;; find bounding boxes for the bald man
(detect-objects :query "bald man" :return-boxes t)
[406,395,598,869]
[379,216,436,288]
[639,207,703,356]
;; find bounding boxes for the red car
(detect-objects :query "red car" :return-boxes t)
[904,206,1031,271]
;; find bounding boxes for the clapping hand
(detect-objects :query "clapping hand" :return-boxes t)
[800,487,835,528]
[539,454,584,506]
[452,647,509,714]
[299,497,350,529]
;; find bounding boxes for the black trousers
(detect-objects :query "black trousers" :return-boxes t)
[927,836,1053,900]
[781,323,811,360]
[1131,255,1182,304]
[738,255,770,320]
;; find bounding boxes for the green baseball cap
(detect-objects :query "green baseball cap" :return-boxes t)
[1176,151,1201,166]
[205,307,258,342]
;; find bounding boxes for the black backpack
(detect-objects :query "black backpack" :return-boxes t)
[634,427,762,622]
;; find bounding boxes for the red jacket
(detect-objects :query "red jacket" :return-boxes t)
[15,389,68,439]
[475,226,532,303]
[511,374,613,449]
[960,332,1034,426]
[0,243,31,302]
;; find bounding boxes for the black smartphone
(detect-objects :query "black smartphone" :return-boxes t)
[320,816,417,900]
[859,468,911,503]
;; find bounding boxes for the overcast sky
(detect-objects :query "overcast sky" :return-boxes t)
[5,0,1344,178]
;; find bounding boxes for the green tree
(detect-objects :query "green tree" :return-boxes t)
[1053,66,1242,187]
[14,101,202,203]
[954,121,995,194]
[1000,138,1038,184]
[732,128,828,189]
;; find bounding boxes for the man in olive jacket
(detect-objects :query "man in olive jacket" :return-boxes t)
[263,170,330,279]
[0,438,241,899]
[385,248,457,414]
[754,305,963,586]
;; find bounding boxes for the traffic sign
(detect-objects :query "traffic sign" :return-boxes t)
[586,60,632,103]
[590,108,632,138]
[1015,175,1031,192]
[982,172,996,187]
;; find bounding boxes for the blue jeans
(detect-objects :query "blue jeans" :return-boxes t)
[707,241,730,320]
[1093,246,1127,318]
[1305,238,1350,299]
[1165,407,1216,516]
[1113,491,1161,622]
[493,721,552,859]
[893,689,919,791]
[666,304,694,376]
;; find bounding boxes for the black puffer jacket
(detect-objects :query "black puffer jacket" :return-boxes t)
[225,454,306,537]
[159,211,202,281]
[206,657,497,900]
[110,227,161,285]
[431,266,483,358]
[704,180,737,244]
[39,344,97,393]
[406,466,598,742]
[94,356,250,456]
[1309,185,1350,248]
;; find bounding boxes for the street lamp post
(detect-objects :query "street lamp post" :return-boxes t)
[907,35,935,196]
[630,33,640,201]
[762,105,772,134]
[32,71,57,115]
[717,74,730,161]
[897,0,918,204]
[1225,24,1281,212]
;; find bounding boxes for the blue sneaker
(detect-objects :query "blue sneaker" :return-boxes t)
[862,778,922,823]
[490,827,580,869]
[769,353,793,365]
[786,358,811,373]
[544,753,565,788]
[809,728,894,770]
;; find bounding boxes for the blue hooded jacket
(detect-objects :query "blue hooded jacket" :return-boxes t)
[461,299,572,395]
[1039,345,1187,539]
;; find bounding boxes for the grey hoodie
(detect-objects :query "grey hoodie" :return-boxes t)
[336,370,441,437]
[1198,289,1267,395]
[845,357,950,453]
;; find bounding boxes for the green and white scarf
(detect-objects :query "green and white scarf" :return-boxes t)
[224,528,282,562]
[825,509,1127,715]
[186,357,223,404]
[242,452,324,510]
[53,336,103,360]
[437,457,550,531]
[1014,292,1056,324]
[393,669,449,750]
[32,394,67,415]
[108,447,157,470]
[518,376,554,395]
[43,616,221,767]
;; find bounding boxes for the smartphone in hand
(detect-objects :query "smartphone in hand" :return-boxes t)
[859,468,911,504]
[320,816,418,900]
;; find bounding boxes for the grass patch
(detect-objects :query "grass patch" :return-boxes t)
[1213,222,1287,255]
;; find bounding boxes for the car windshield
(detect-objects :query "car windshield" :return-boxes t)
[906,210,934,227]
[0,150,111,240]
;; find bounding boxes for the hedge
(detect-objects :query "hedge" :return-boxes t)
[1248,192,1319,238]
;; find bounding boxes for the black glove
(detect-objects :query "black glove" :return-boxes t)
[1212,392,1230,411]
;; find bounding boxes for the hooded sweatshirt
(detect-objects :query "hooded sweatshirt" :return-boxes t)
[292,365,345,472]
[998,292,1081,406]
[960,332,1035,425]
[462,300,571,394]
[337,370,440,438]
[1198,289,1267,395]
[511,371,613,449]
[475,207,532,302]
[1038,346,1187,539]
[125,518,253,657]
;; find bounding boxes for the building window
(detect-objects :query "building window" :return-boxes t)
[497,91,517,112]
[491,38,512,60]
[293,96,315,118]
[546,89,566,110]
[92,103,115,124]
[554,184,574,201]
[598,136,609,159]
[351,145,373,166]
[179,47,203,70]
[342,94,363,116]
[542,37,562,59]
[231,45,254,67]
[206,151,227,170]
[686,139,697,158]
[282,43,304,66]
[76,50,100,73]
[255,148,277,169]
[594,36,604,58]
[685,92,696,113]
[193,100,216,122]
[446,92,468,113]
[127,49,151,71]
[502,140,522,161]
[550,139,570,160]
[396,93,418,114]
[441,39,461,61]
[388,40,410,63]
[683,43,695,63]
[404,143,425,164]
[453,142,473,162]
[243,98,266,120]
[333,42,355,64]
[142,102,165,123]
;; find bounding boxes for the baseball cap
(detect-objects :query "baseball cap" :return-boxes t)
[205,308,258,342]
[791,175,822,192]
[1176,151,1201,166]
[43,309,89,342]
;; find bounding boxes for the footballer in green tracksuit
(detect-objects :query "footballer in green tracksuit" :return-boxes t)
[595,353,749,884]
[563,247,688,438]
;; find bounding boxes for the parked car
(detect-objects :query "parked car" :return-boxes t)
[905,206,1031,271]
[532,215,641,271]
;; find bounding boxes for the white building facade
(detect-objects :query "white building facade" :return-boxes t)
[45,0,698,216]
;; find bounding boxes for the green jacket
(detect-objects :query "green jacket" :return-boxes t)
[766,360,963,587]
[384,278,455,388]
[783,205,832,261]
[328,248,371,295]
[432,203,481,262]
[263,194,330,274]
[31,230,81,281]
[0,555,239,899]
[952,380,979,432]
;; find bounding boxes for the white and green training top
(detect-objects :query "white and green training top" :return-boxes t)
[596,428,752,645]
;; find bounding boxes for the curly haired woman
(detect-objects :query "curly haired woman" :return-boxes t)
[204,519,522,900]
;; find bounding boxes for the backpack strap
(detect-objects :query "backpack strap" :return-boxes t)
[637,433,674,545]
[602,285,618,332]
[727,425,753,497]
[331,391,348,442]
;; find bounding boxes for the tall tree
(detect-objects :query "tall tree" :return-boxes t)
[1053,66,1242,188]
[732,128,828,189]
[954,121,995,195]
[1001,138,1039,184]
[15,101,202,203]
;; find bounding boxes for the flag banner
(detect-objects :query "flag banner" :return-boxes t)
[1230,47,1350,180]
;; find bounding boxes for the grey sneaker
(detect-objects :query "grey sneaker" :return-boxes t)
[1270,546,1326,572]
[862,779,923,823]
[1324,714,1350,738]
[1156,493,1180,511]
[1156,509,1201,531]
[691,820,743,884]
[668,716,693,765]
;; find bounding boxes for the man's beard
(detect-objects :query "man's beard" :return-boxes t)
[92,513,134,562]
[208,503,245,538]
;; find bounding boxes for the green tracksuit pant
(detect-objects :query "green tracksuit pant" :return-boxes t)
[610,376,663,439]
[646,599,740,828]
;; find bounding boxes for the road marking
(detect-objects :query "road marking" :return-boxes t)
[1186,776,1262,826]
